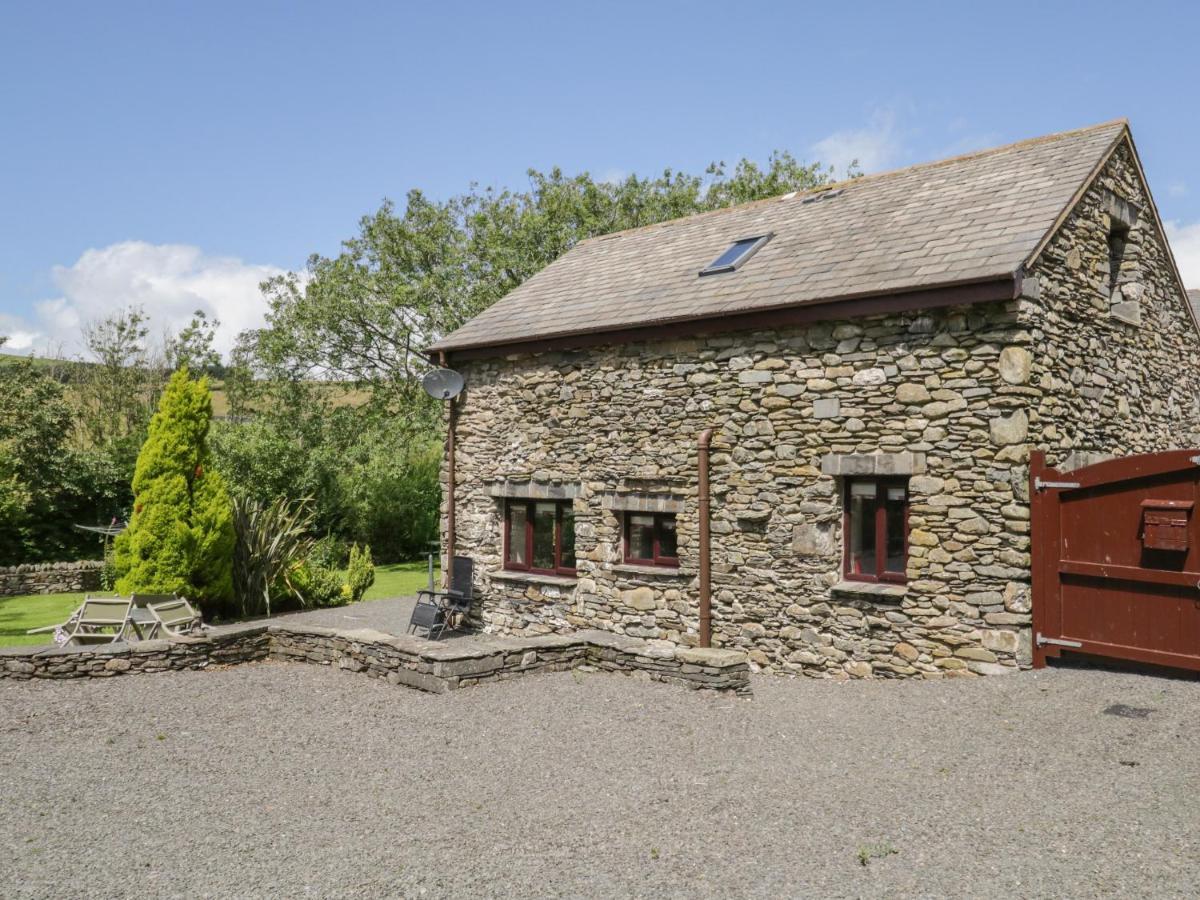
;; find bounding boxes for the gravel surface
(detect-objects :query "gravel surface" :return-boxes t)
[2,662,1198,898]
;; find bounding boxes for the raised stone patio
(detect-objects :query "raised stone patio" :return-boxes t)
[0,608,751,696]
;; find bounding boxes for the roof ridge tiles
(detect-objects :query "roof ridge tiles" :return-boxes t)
[576,119,1129,246]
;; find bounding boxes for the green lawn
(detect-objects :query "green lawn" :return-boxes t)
[0,560,438,649]
[363,560,439,600]
[0,592,84,647]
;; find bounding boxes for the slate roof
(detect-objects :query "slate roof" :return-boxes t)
[432,120,1130,353]
[1190,289,1200,323]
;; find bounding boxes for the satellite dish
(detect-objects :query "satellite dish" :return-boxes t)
[422,368,465,400]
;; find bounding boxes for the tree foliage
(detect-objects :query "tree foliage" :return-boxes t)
[0,353,123,563]
[209,407,440,562]
[114,369,235,611]
[165,310,223,377]
[4,147,842,569]
[248,151,837,404]
[73,306,163,454]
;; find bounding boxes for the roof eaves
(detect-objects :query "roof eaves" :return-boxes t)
[429,271,1021,357]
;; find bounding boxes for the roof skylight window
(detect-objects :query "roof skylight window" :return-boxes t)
[699,233,772,276]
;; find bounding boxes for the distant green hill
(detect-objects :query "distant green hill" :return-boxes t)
[0,353,367,419]
[0,351,66,367]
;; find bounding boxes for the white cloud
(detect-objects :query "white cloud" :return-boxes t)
[4,242,287,360]
[1166,220,1200,290]
[0,315,40,353]
[936,131,1002,160]
[1168,181,1188,198]
[811,108,904,176]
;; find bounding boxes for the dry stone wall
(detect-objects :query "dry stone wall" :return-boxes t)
[0,624,751,695]
[0,625,271,678]
[0,561,103,597]
[272,626,750,695]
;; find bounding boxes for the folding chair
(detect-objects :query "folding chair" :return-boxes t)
[407,556,474,640]
[49,597,135,646]
[27,603,85,636]
[130,593,179,640]
[145,598,205,638]
[27,595,122,641]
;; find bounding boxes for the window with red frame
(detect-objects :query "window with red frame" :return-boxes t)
[624,512,679,567]
[844,479,908,583]
[504,500,576,576]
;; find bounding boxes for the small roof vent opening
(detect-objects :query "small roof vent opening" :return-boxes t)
[699,233,772,276]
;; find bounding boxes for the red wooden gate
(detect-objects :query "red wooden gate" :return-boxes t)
[1031,449,1200,672]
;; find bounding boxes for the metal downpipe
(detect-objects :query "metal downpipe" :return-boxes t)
[698,427,714,648]
[440,351,457,588]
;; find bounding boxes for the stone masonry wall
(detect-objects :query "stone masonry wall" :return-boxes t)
[271,626,750,695]
[0,561,103,597]
[0,625,272,679]
[1024,141,1200,463]
[0,624,751,695]
[449,300,1038,679]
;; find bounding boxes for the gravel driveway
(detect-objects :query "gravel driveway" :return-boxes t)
[2,662,1198,898]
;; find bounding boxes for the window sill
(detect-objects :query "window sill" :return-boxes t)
[612,563,685,578]
[831,580,907,602]
[489,570,578,588]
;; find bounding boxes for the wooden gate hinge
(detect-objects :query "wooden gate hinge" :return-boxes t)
[1036,633,1082,649]
[1035,477,1081,492]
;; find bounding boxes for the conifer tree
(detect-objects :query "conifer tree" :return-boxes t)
[114,369,234,611]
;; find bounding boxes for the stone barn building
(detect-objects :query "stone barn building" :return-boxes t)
[429,120,1200,678]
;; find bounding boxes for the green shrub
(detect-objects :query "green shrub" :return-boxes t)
[347,543,375,602]
[210,412,440,563]
[231,495,317,618]
[337,434,441,562]
[100,538,118,591]
[289,561,346,608]
[309,535,349,571]
[114,369,234,613]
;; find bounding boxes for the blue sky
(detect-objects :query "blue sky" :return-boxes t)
[2,0,1199,355]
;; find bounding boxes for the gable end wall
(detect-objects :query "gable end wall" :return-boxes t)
[1024,140,1200,462]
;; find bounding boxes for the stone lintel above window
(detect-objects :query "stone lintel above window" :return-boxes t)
[603,494,686,514]
[820,452,926,478]
[487,479,580,501]
[1100,189,1142,230]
